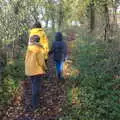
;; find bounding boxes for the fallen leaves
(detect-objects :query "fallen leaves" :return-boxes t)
[0,40,77,120]
[1,56,67,120]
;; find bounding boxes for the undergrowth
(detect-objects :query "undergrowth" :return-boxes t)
[60,32,120,120]
[0,51,25,109]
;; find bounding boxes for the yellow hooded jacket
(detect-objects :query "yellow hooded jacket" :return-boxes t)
[25,45,47,76]
[28,28,49,59]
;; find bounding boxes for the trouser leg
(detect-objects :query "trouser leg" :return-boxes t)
[31,75,41,109]
[55,61,64,79]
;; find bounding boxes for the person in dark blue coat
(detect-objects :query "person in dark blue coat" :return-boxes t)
[49,32,67,80]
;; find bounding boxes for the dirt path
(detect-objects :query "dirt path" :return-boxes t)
[1,32,76,120]
[2,55,67,120]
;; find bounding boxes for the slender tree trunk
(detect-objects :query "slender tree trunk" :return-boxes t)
[104,3,110,41]
[112,0,117,32]
[45,17,49,28]
[90,0,95,32]
[58,0,64,32]
[12,40,15,59]
[0,38,3,48]
[58,11,63,31]
[51,16,55,32]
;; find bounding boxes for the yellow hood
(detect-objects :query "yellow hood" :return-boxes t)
[28,28,49,60]
[29,28,43,37]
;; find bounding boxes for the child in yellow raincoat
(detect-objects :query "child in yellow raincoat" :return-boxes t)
[28,22,49,61]
[25,22,49,111]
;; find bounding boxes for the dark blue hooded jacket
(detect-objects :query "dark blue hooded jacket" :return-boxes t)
[50,32,67,61]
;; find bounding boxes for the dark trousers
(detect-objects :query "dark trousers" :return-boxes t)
[29,75,42,109]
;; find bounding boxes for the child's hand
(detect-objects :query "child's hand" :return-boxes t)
[48,51,52,56]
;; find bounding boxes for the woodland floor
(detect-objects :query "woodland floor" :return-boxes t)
[1,48,73,120]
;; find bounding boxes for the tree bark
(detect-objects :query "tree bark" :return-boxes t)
[104,3,110,41]
[51,16,55,32]
[90,0,95,32]
[45,17,49,28]
[58,1,64,32]
[112,0,117,32]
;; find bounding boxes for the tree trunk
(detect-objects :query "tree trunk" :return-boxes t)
[112,0,117,32]
[45,17,49,28]
[12,40,15,59]
[58,11,63,31]
[58,1,64,32]
[90,0,95,32]
[104,3,110,41]
[51,16,55,32]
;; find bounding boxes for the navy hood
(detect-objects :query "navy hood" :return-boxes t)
[55,32,63,41]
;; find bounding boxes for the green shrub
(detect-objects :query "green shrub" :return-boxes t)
[0,56,25,107]
[63,32,120,120]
